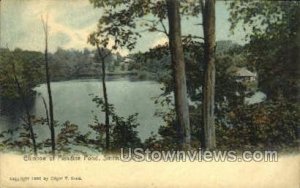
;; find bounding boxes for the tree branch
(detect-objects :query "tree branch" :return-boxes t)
[159,19,169,37]
[195,22,203,26]
[182,35,204,40]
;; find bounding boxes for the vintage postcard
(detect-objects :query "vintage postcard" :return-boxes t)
[0,0,299,187]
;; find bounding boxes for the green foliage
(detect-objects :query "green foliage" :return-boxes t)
[217,100,299,150]
[89,94,142,152]
[89,0,203,51]
[89,0,166,50]
[55,121,80,153]
[0,48,44,100]
[0,116,47,154]
[0,47,123,94]
[50,47,121,80]
[130,40,247,102]
[110,113,142,150]
[0,119,95,155]
[143,43,257,150]
[228,1,300,102]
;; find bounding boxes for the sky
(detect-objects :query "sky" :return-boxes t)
[0,0,247,56]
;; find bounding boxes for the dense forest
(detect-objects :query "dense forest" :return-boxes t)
[0,0,299,155]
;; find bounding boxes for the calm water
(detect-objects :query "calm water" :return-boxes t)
[0,78,166,142]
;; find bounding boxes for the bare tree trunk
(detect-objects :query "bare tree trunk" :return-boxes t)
[296,7,300,149]
[42,96,50,129]
[42,16,55,156]
[12,63,37,155]
[96,44,110,151]
[201,0,216,150]
[166,0,191,150]
[296,6,300,70]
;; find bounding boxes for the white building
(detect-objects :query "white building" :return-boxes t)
[235,68,257,82]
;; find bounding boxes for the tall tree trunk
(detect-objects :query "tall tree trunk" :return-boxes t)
[295,7,300,148]
[96,44,110,151]
[42,96,50,131]
[42,17,55,156]
[201,0,216,150]
[166,0,191,150]
[12,63,37,155]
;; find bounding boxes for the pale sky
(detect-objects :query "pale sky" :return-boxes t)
[0,0,247,56]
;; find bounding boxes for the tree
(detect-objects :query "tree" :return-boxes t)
[41,16,56,156]
[166,0,191,150]
[89,0,195,149]
[88,33,112,151]
[9,55,38,155]
[0,48,47,154]
[89,95,142,152]
[200,0,216,150]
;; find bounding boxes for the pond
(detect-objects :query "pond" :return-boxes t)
[0,78,167,142]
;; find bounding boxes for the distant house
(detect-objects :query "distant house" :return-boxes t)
[88,53,95,58]
[123,57,134,64]
[234,68,257,82]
